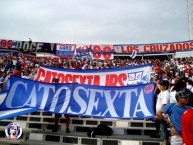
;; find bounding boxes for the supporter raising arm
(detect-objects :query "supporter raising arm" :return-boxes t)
[155,80,170,145]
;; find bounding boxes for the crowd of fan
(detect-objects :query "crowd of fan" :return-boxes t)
[0,54,193,90]
[1,54,193,144]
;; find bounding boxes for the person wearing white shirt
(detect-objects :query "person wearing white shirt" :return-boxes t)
[156,80,170,145]
[170,78,186,103]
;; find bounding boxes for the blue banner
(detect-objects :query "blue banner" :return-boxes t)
[0,76,155,119]
[0,91,37,120]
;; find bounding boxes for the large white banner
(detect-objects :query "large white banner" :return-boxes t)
[114,40,193,54]
[35,64,152,86]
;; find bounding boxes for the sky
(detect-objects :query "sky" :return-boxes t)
[0,0,191,45]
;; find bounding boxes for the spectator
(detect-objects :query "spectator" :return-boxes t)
[154,61,161,75]
[151,74,161,138]
[189,67,193,80]
[184,61,191,78]
[21,70,31,79]
[185,79,193,107]
[51,78,70,133]
[181,108,193,145]
[155,80,170,145]
[186,79,193,93]
[157,91,191,145]
[169,78,186,103]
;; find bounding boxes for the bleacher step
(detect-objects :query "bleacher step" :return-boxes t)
[25,131,162,145]
[0,131,163,145]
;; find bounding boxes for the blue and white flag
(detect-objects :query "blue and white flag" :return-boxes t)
[130,50,137,59]
[0,91,37,120]
[0,76,155,119]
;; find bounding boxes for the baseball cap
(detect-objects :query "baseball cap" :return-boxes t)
[176,91,189,98]
[159,80,169,87]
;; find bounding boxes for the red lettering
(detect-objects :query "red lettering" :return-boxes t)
[160,45,164,51]
[121,46,127,53]
[93,45,101,58]
[105,74,110,86]
[166,44,173,51]
[78,46,89,55]
[79,75,87,84]
[108,74,118,86]
[118,45,139,53]
[35,68,45,81]
[0,40,6,48]
[44,71,52,83]
[176,44,182,51]
[86,76,93,85]
[126,46,133,53]
[57,73,65,83]
[118,73,127,86]
[72,75,79,83]
[51,72,58,81]
[103,46,112,59]
[182,43,189,50]
[190,42,193,48]
[133,46,139,53]
[0,40,13,48]
[170,44,175,51]
[93,75,100,85]
[150,45,156,52]
[65,74,72,83]
[7,40,13,48]
[143,45,149,52]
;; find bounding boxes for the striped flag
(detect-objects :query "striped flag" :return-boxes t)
[130,50,137,59]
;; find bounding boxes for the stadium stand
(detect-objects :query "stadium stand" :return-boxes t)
[1,53,193,145]
[0,111,163,145]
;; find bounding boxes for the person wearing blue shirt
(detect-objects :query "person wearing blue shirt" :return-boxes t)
[157,91,191,145]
